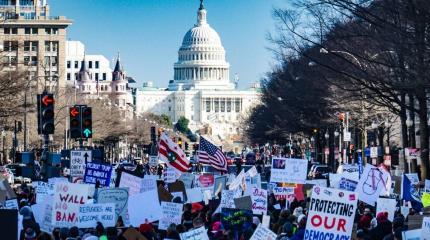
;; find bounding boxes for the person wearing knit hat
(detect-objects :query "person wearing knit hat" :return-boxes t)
[19,205,33,220]
[368,212,392,240]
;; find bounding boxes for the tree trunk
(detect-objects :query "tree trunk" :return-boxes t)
[417,91,429,180]
[400,93,409,173]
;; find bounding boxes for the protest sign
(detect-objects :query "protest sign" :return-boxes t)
[158,185,173,202]
[179,173,195,189]
[164,167,178,183]
[262,215,270,228]
[270,158,308,184]
[250,224,277,240]
[305,186,358,240]
[306,179,328,187]
[84,163,112,187]
[0,209,18,240]
[251,187,267,215]
[234,196,252,211]
[229,169,245,190]
[329,174,342,188]
[338,177,358,192]
[376,198,397,222]
[52,183,88,227]
[220,190,235,209]
[405,173,419,184]
[356,164,390,205]
[213,175,227,196]
[39,196,54,233]
[168,181,187,200]
[402,229,421,240]
[273,187,295,201]
[159,202,183,230]
[70,150,92,177]
[197,173,215,189]
[246,166,258,178]
[186,188,203,203]
[425,180,430,193]
[171,192,184,202]
[203,190,212,205]
[119,172,143,196]
[2,199,18,209]
[221,208,253,233]
[422,192,430,208]
[141,177,157,193]
[179,226,209,240]
[34,181,54,203]
[97,188,129,223]
[422,217,430,240]
[149,155,158,167]
[77,203,115,228]
[31,203,45,224]
[128,189,162,224]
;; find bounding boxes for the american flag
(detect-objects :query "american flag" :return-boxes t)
[197,137,227,172]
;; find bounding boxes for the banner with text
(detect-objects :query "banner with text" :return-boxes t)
[270,158,308,184]
[84,163,112,187]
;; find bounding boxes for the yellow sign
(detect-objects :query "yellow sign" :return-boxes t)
[422,192,430,208]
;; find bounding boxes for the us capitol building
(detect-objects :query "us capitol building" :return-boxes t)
[134,1,260,143]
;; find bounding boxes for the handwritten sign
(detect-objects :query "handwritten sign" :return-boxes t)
[250,224,277,240]
[179,173,195,189]
[52,183,88,227]
[128,190,162,224]
[422,217,430,240]
[273,187,295,201]
[270,158,308,184]
[159,202,183,230]
[251,187,267,215]
[34,181,54,203]
[163,167,178,183]
[220,190,235,209]
[179,226,209,240]
[84,163,112,187]
[97,188,129,223]
[356,164,390,205]
[119,172,143,196]
[141,177,157,193]
[77,203,115,228]
[305,186,357,240]
[70,150,92,177]
[376,198,396,222]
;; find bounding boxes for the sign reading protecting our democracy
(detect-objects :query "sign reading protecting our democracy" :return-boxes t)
[305,186,358,240]
[70,150,92,177]
[77,203,115,229]
[250,224,277,240]
[179,226,209,240]
[84,163,112,187]
[251,187,267,215]
[52,182,89,227]
[270,158,308,184]
[159,202,183,230]
[119,172,143,196]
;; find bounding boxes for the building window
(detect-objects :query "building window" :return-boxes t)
[206,99,211,112]
[214,98,219,112]
[102,73,106,80]
[227,99,231,112]
[95,73,99,80]
[95,61,99,69]
[24,41,38,52]
[67,61,71,69]
[45,28,51,34]
[4,28,10,34]
[23,56,36,66]
[221,98,225,112]
[74,61,78,68]
[52,28,58,34]
[4,41,18,51]
[89,61,93,68]
[45,41,58,52]
[32,28,38,34]
[235,98,241,112]
[169,106,171,111]
[67,73,71,80]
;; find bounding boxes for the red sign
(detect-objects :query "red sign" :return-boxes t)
[198,174,214,187]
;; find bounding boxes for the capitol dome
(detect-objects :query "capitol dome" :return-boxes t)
[169,1,234,91]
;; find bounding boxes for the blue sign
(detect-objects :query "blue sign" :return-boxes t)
[358,155,363,177]
[84,163,112,187]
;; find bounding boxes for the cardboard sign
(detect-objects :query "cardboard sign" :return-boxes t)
[119,172,143,196]
[186,188,203,203]
[128,190,162,224]
[84,163,112,187]
[34,181,55,203]
[78,203,115,228]
[179,173,195,189]
[70,150,92,177]
[52,183,89,227]
[422,217,430,240]
[338,178,358,192]
[234,196,252,211]
[251,187,267,215]
[305,186,358,240]
[123,228,147,240]
[376,198,397,222]
[270,158,308,184]
[179,226,209,240]
[159,202,183,230]
[97,188,129,223]
[250,224,277,240]
[356,164,390,205]
[273,187,294,201]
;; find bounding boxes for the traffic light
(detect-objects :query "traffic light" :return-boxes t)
[81,107,92,138]
[178,137,183,148]
[37,93,55,135]
[150,127,156,143]
[69,106,81,139]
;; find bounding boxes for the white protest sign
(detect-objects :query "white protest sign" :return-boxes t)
[220,190,235,208]
[402,229,421,240]
[251,187,267,215]
[128,189,161,224]
[97,188,129,224]
[149,155,158,167]
[164,167,179,183]
[306,179,328,187]
[31,203,45,225]
[203,190,212,205]
[186,188,203,203]
[405,173,419,184]
[250,224,277,240]
[179,173,195,189]
[273,187,294,201]
[52,183,89,227]
[422,217,430,240]
[141,177,157,193]
[356,164,390,206]
[77,203,115,228]
[305,186,358,239]
[70,150,92,177]
[329,173,342,188]
[179,226,209,240]
[246,166,258,178]
[119,172,143,196]
[3,199,18,209]
[159,202,183,230]
[270,158,308,184]
[376,198,396,222]
[39,196,54,233]
[370,147,378,158]
[425,180,430,193]
[34,181,55,203]
[229,169,245,190]
[262,215,270,228]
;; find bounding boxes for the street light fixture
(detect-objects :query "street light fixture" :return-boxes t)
[406,118,413,127]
